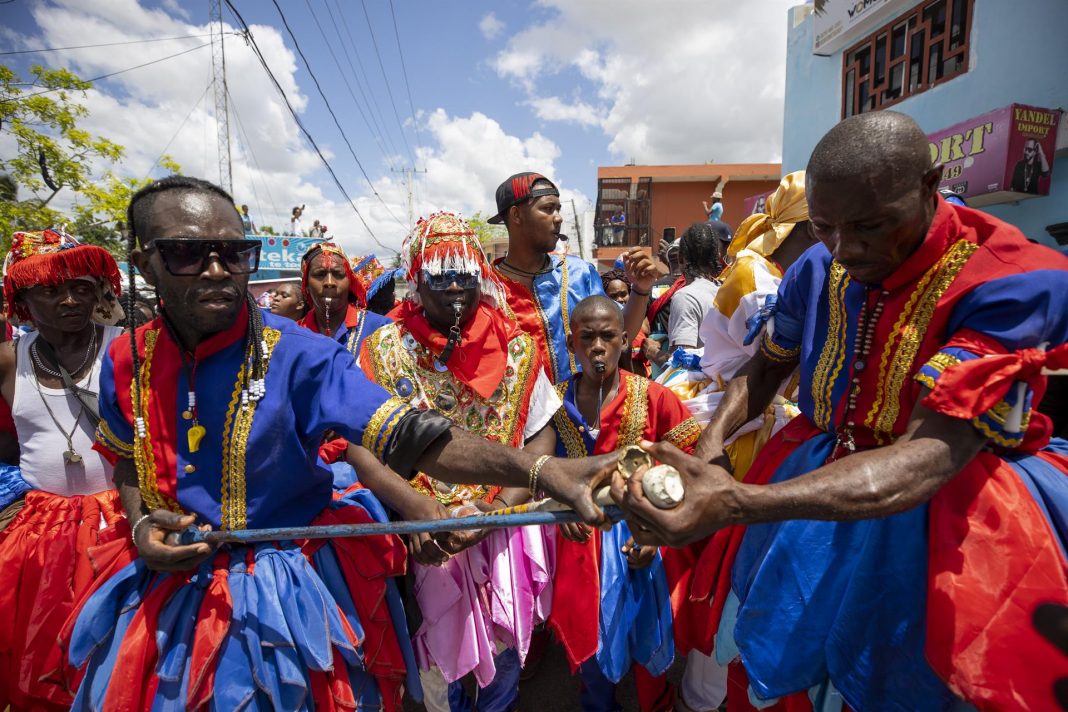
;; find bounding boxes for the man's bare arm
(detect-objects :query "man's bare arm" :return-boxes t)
[616,394,988,546]
[413,425,614,526]
[733,402,986,524]
[694,349,796,462]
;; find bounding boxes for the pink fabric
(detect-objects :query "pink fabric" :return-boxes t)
[412,522,555,686]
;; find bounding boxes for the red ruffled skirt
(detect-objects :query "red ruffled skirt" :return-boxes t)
[0,488,127,710]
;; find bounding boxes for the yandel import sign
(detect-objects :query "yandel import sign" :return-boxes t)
[257,235,324,271]
[929,103,1063,207]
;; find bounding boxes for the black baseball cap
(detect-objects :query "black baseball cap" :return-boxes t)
[488,172,560,224]
[706,219,733,243]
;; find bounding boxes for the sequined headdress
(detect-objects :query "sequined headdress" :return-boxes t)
[350,253,399,302]
[401,212,504,308]
[3,228,123,323]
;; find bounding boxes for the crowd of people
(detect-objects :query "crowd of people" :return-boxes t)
[0,111,1066,712]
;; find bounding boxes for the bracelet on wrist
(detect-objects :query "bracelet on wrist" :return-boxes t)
[130,513,151,544]
[528,455,551,496]
[630,286,651,297]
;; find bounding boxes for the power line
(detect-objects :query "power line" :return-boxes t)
[304,0,395,171]
[227,84,280,225]
[0,43,209,103]
[222,0,395,252]
[0,33,220,56]
[142,80,213,181]
[387,0,424,163]
[359,0,414,167]
[326,0,401,162]
[268,0,405,228]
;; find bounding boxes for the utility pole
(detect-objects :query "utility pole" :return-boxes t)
[391,166,427,230]
[210,0,232,194]
[570,198,585,260]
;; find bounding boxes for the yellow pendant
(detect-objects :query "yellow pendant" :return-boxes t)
[187,424,207,453]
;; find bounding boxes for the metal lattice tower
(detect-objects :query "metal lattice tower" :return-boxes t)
[209,0,232,194]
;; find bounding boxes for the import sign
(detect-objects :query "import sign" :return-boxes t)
[257,236,323,271]
[929,103,1062,207]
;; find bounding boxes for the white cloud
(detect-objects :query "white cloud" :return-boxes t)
[492,0,797,164]
[527,96,603,128]
[8,0,593,259]
[478,12,505,40]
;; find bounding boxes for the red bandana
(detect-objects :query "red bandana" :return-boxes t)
[393,300,520,399]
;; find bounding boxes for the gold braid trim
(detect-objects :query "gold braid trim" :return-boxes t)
[501,333,538,446]
[973,415,1026,448]
[926,351,962,374]
[869,240,978,441]
[664,417,701,450]
[96,419,133,457]
[362,397,411,461]
[760,332,801,363]
[811,263,850,430]
[131,329,182,514]
[219,327,282,531]
[618,374,649,448]
[915,371,937,391]
[345,310,367,357]
[553,405,589,459]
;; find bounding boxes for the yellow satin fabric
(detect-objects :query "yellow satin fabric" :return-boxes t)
[725,170,809,262]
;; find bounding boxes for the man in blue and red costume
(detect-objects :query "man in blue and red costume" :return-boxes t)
[65,175,614,711]
[612,112,1068,711]
[489,172,658,384]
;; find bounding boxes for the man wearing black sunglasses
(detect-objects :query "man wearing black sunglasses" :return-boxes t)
[66,176,613,708]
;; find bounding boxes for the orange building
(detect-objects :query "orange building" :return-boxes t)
[593,163,781,269]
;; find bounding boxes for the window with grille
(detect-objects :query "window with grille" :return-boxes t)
[842,0,973,118]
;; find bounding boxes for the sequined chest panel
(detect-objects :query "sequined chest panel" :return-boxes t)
[364,323,538,504]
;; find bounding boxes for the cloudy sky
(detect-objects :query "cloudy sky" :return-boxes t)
[1,0,799,256]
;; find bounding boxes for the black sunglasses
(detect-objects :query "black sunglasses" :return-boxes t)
[151,239,261,276]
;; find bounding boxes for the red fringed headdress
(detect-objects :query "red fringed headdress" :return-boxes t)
[300,241,368,308]
[3,228,123,323]
[401,212,505,309]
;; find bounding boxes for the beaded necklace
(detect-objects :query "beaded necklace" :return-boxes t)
[832,285,888,458]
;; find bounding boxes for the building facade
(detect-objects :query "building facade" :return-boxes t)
[782,0,1068,247]
[592,163,781,269]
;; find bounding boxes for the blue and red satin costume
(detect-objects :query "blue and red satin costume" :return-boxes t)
[549,372,702,711]
[67,307,420,711]
[298,302,391,360]
[691,199,1068,711]
[495,254,606,384]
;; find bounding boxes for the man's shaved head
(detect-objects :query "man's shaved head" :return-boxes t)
[808,111,933,197]
[570,294,623,331]
[805,112,944,285]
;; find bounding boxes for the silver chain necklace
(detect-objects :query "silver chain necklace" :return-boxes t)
[33,363,90,464]
[30,326,98,379]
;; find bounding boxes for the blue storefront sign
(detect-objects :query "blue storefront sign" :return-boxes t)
[257,236,323,271]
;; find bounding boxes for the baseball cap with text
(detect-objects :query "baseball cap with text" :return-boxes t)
[487,172,560,224]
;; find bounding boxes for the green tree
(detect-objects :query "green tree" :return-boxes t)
[71,157,182,255]
[0,64,124,248]
[467,211,506,246]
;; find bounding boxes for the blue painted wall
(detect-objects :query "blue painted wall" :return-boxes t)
[782,0,1068,245]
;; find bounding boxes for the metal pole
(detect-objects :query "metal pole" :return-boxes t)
[178,505,624,546]
[210,0,233,194]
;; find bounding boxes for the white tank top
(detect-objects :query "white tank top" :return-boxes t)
[13,327,121,496]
